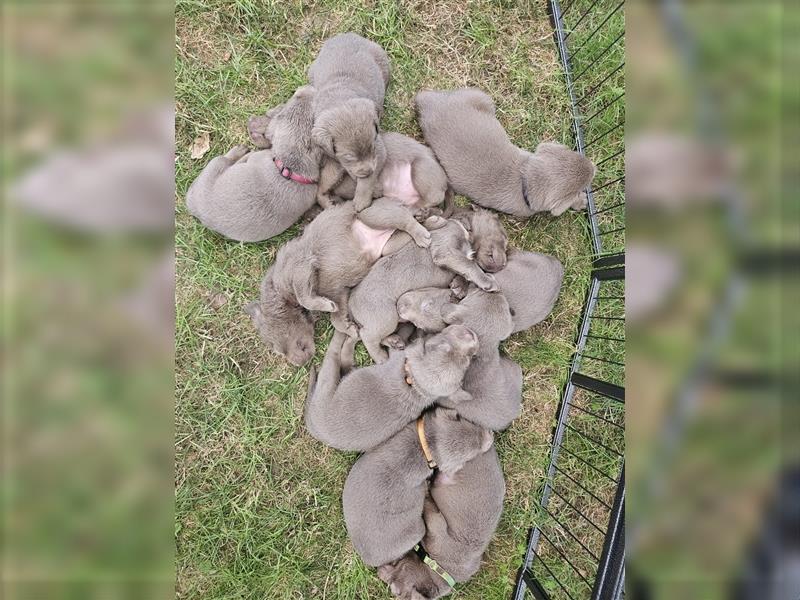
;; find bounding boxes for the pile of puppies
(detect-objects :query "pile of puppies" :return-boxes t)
[187,33,594,600]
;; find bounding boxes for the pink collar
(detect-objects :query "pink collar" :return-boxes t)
[274,157,316,185]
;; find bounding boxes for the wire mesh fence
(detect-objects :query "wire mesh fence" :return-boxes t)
[513,1,625,599]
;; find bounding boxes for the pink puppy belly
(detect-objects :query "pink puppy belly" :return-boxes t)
[380,161,420,206]
[351,220,394,261]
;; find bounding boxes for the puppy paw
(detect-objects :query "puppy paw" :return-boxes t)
[411,228,432,248]
[423,215,447,230]
[449,275,469,299]
[477,274,499,292]
[381,334,406,350]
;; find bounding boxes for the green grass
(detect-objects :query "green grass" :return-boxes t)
[174,1,623,598]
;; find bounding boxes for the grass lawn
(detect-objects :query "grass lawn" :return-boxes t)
[174,1,620,598]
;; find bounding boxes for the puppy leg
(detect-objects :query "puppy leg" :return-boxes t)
[359,197,431,248]
[328,288,359,338]
[360,320,394,363]
[291,261,338,313]
[317,159,346,208]
[304,331,346,440]
[432,249,498,292]
[353,172,380,212]
[381,231,414,256]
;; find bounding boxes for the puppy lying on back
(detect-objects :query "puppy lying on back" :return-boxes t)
[378,446,505,599]
[318,132,449,217]
[343,408,493,568]
[186,86,321,242]
[415,88,596,217]
[305,326,478,452]
[246,201,432,366]
[349,217,498,363]
[402,285,522,431]
[493,249,564,333]
[309,33,391,211]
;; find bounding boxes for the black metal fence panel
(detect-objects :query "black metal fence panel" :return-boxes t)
[513,1,625,599]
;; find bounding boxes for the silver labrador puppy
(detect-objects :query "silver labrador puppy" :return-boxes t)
[342,408,493,568]
[377,446,505,599]
[415,88,596,217]
[186,86,321,242]
[493,249,564,333]
[309,33,391,212]
[305,326,478,452]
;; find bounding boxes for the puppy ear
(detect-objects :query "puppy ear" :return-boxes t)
[440,304,462,324]
[311,121,335,156]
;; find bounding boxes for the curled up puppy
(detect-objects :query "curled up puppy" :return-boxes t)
[186,86,321,242]
[415,88,596,217]
[378,446,505,599]
[304,326,478,452]
[342,407,493,568]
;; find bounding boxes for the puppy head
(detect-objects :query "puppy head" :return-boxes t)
[525,142,596,216]
[312,98,380,179]
[244,276,315,366]
[378,552,452,600]
[441,286,513,343]
[268,85,321,171]
[456,207,508,273]
[405,324,479,398]
[427,407,494,475]
[397,288,452,332]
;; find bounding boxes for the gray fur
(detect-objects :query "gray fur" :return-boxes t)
[305,326,479,452]
[247,202,430,365]
[415,88,596,217]
[186,86,321,242]
[350,218,499,363]
[326,132,450,216]
[396,288,454,334]
[493,249,564,333]
[378,446,505,598]
[309,33,390,211]
[342,409,493,567]
[400,285,521,430]
[449,206,508,273]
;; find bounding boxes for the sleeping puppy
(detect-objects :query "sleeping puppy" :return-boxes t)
[377,446,505,599]
[401,285,522,431]
[415,88,596,217]
[342,408,494,568]
[350,217,498,363]
[305,326,478,452]
[186,86,321,242]
[319,132,450,217]
[245,201,432,366]
[493,249,564,333]
[448,206,508,273]
[309,33,391,212]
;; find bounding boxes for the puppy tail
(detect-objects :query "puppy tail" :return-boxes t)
[441,186,456,218]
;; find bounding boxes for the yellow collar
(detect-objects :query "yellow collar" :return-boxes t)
[416,416,437,470]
